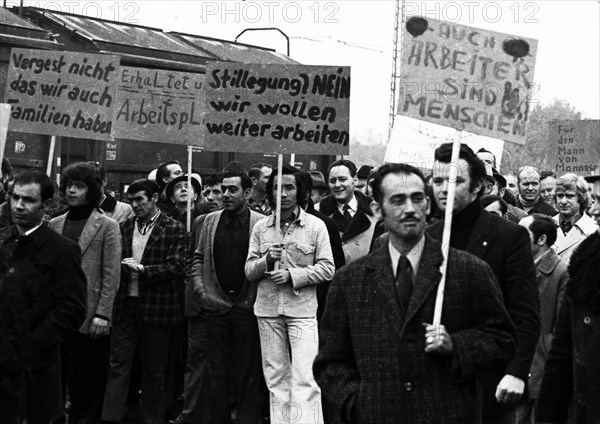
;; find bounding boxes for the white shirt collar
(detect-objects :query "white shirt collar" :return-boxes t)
[388,235,425,280]
[337,194,358,215]
[23,222,44,236]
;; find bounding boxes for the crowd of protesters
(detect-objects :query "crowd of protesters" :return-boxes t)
[0,145,599,424]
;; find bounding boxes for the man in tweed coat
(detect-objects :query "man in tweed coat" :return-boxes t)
[102,179,186,424]
[314,163,516,424]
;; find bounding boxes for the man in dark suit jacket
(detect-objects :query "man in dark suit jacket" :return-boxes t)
[314,163,516,424]
[0,171,87,424]
[102,179,186,424]
[429,144,540,424]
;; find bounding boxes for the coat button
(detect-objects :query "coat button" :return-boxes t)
[583,316,592,325]
[403,382,412,391]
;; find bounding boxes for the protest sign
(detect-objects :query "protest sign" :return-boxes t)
[203,63,350,155]
[5,49,119,141]
[385,115,504,170]
[548,120,600,176]
[399,17,537,145]
[112,67,205,145]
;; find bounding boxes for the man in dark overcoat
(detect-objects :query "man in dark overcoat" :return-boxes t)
[0,171,87,424]
[314,163,516,424]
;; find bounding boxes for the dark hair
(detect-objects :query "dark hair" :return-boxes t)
[266,165,308,209]
[88,161,107,181]
[528,213,558,247]
[60,162,103,207]
[249,163,272,180]
[204,173,222,188]
[127,179,161,199]
[13,171,54,202]
[371,163,427,204]
[476,148,497,167]
[156,160,180,189]
[327,159,357,178]
[434,143,487,194]
[480,195,508,216]
[540,170,556,181]
[222,171,252,191]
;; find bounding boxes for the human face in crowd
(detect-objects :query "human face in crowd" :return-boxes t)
[257,166,272,192]
[221,176,249,214]
[128,190,158,223]
[477,151,495,168]
[165,164,183,183]
[329,165,357,204]
[311,189,325,206]
[485,201,505,218]
[432,159,481,213]
[375,172,430,243]
[505,174,519,197]
[203,184,223,212]
[540,176,556,204]
[555,187,580,220]
[171,181,197,205]
[65,180,89,208]
[273,174,299,213]
[590,198,600,228]
[518,168,541,202]
[11,182,50,232]
[518,216,541,256]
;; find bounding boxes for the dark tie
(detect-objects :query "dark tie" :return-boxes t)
[343,204,352,224]
[395,255,413,314]
[561,220,572,235]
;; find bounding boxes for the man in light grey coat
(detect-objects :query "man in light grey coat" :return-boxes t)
[49,162,121,424]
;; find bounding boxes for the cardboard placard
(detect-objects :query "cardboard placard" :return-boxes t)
[203,63,350,155]
[112,66,205,144]
[548,120,600,176]
[5,49,119,141]
[399,17,537,145]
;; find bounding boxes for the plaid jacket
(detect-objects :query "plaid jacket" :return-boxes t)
[113,212,186,325]
[314,235,517,424]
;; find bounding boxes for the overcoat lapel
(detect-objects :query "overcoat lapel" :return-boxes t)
[403,236,443,331]
[122,219,134,258]
[78,210,102,256]
[464,210,491,260]
[365,247,404,338]
[142,214,168,259]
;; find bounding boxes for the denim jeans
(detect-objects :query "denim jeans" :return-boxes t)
[257,316,323,424]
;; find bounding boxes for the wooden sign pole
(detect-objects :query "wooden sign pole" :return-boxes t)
[186,145,193,232]
[433,128,462,324]
[274,153,284,271]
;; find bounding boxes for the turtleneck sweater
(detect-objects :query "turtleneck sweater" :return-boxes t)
[449,200,483,251]
[63,204,95,243]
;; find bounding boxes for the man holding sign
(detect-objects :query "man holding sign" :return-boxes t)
[428,144,540,424]
[314,163,515,424]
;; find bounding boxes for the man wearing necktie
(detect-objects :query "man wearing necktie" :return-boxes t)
[316,159,384,264]
[314,163,516,424]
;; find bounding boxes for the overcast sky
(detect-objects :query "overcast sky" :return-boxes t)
[25,1,600,143]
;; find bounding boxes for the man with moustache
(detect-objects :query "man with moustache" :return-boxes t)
[318,159,384,264]
[314,163,516,424]
[428,144,540,424]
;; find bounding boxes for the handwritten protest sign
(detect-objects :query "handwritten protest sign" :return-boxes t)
[112,67,205,144]
[203,63,350,155]
[548,120,600,176]
[399,17,537,144]
[5,49,119,141]
[385,115,504,170]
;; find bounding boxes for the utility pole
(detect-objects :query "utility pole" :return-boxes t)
[388,0,405,143]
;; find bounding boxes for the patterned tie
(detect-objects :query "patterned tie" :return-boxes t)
[395,255,413,314]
